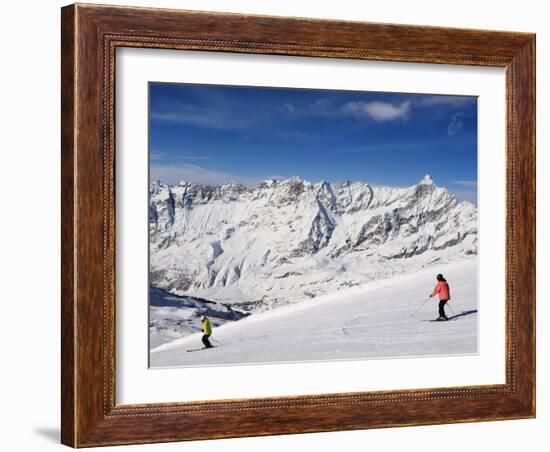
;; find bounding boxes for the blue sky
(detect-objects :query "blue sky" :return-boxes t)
[149,83,478,203]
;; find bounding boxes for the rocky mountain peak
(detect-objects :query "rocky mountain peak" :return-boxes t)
[419,174,435,185]
[149,176,477,303]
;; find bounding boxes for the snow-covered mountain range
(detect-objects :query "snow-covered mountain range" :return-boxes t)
[149,175,477,312]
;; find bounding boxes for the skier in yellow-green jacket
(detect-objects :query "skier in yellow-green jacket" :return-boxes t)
[201,316,213,349]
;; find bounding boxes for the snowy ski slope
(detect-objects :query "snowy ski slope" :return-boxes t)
[150,259,477,367]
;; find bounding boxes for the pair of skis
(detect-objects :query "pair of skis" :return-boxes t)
[187,345,218,353]
[422,317,457,322]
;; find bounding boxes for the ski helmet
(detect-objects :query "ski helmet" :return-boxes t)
[436,274,444,281]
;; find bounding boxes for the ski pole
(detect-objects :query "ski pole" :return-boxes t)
[411,298,430,317]
[446,301,456,315]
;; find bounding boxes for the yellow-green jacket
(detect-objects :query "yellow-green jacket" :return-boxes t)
[202,318,212,335]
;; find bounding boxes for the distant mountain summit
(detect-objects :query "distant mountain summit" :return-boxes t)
[149,176,477,305]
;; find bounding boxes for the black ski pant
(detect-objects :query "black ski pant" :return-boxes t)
[438,300,449,319]
[202,334,213,348]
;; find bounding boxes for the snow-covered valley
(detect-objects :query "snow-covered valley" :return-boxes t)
[150,259,478,367]
[149,288,250,348]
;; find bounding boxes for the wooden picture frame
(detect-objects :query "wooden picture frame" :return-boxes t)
[61,3,535,447]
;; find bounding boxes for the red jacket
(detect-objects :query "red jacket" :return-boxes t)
[431,280,450,300]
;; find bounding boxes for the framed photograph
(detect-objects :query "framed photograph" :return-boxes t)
[61,3,536,447]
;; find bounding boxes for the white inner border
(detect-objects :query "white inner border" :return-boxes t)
[116,48,506,405]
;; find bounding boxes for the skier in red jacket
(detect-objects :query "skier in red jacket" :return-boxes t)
[430,274,451,321]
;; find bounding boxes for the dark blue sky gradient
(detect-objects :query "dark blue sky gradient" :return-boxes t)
[149,83,478,203]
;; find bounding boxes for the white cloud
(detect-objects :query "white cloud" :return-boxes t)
[452,180,477,189]
[177,153,211,161]
[149,150,165,161]
[450,180,477,205]
[149,150,211,161]
[150,163,262,187]
[282,102,295,113]
[450,189,478,205]
[308,97,337,115]
[341,100,411,122]
[151,104,256,130]
[447,113,464,136]
[417,95,475,107]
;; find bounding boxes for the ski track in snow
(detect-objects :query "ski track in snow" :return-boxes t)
[150,259,477,367]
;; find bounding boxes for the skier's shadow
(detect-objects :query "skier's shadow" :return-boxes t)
[448,309,478,320]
